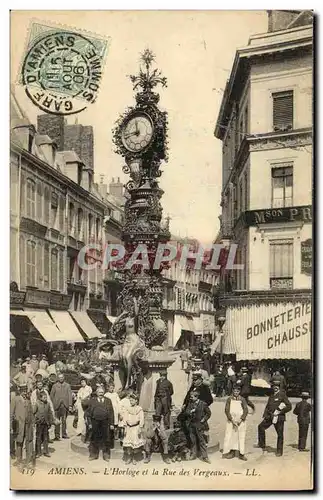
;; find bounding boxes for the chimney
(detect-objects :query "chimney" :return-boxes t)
[267,10,301,32]
[98,174,107,199]
[11,120,36,153]
[64,124,94,169]
[109,177,124,199]
[35,134,57,167]
[37,114,65,150]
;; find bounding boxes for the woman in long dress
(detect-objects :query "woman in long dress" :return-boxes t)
[121,392,145,465]
[76,378,92,436]
[222,384,248,460]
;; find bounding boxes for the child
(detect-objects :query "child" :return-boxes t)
[143,414,170,464]
[118,389,133,446]
[293,391,312,451]
[34,391,55,458]
[182,389,211,463]
[223,383,248,461]
[104,382,121,449]
[121,392,145,465]
[168,420,189,462]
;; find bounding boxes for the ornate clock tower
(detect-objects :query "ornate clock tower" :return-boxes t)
[111,50,173,391]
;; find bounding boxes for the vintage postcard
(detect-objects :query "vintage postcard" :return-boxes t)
[9,10,313,491]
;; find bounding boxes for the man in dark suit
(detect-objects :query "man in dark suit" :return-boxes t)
[50,372,73,440]
[183,372,213,408]
[10,385,34,469]
[258,383,292,456]
[238,367,255,413]
[182,389,211,463]
[293,391,312,451]
[154,369,174,429]
[87,386,114,461]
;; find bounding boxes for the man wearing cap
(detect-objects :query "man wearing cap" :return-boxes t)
[90,366,107,394]
[270,370,287,393]
[87,386,115,461]
[154,370,174,430]
[143,414,170,464]
[39,354,49,371]
[30,354,39,374]
[13,364,33,392]
[23,357,35,378]
[238,367,255,413]
[183,371,213,408]
[181,389,211,463]
[257,383,292,456]
[10,385,34,469]
[293,392,312,451]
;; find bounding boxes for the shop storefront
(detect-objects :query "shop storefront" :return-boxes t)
[173,314,195,349]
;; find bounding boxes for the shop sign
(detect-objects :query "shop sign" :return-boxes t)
[244,205,312,226]
[301,239,312,275]
[25,289,50,307]
[224,301,311,360]
[50,293,73,309]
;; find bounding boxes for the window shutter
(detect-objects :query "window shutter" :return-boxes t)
[19,236,26,288]
[43,243,49,289]
[36,182,43,222]
[44,186,50,224]
[273,91,293,131]
[37,242,43,287]
[20,171,26,217]
[51,250,58,290]
[59,196,65,232]
[59,250,65,291]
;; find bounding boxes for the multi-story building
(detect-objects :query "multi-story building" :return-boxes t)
[161,237,218,349]
[213,10,313,378]
[10,92,123,356]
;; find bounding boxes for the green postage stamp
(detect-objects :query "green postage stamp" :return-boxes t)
[19,21,110,115]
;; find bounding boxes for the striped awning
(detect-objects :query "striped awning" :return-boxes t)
[49,310,85,343]
[11,310,64,342]
[69,311,104,339]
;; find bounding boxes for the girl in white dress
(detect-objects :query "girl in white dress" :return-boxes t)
[75,378,92,436]
[223,384,248,460]
[121,392,145,465]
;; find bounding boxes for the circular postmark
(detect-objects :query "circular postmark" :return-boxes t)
[22,30,105,115]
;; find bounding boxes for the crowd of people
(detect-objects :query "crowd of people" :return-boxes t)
[10,352,312,471]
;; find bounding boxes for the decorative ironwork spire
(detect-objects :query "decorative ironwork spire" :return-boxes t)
[129,48,167,93]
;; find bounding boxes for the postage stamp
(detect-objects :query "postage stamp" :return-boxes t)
[19,21,110,115]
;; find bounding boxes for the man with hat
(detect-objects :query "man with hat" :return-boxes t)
[90,366,107,394]
[10,384,34,469]
[22,357,35,378]
[183,371,213,408]
[39,354,49,371]
[223,382,248,460]
[30,354,39,374]
[50,372,73,440]
[143,414,170,464]
[181,389,211,463]
[257,382,292,456]
[13,364,33,392]
[238,367,255,413]
[293,391,312,451]
[154,369,174,429]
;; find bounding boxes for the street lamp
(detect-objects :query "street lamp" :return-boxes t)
[217,313,226,364]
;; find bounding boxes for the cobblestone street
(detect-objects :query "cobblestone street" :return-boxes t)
[11,395,312,490]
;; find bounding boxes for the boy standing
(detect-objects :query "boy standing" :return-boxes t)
[293,391,312,451]
[154,370,174,430]
[34,391,54,458]
[182,389,211,463]
[168,420,189,462]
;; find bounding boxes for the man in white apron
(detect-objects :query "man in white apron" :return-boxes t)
[222,383,248,460]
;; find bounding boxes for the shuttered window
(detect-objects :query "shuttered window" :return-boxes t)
[19,236,26,288]
[51,249,58,290]
[26,179,36,219]
[44,186,50,225]
[59,250,65,291]
[37,242,43,287]
[272,166,293,208]
[36,183,43,222]
[59,196,65,232]
[272,90,293,131]
[270,240,293,289]
[26,240,36,287]
[43,243,49,289]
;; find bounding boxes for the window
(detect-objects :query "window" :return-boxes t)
[270,240,293,289]
[238,180,243,214]
[244,172,248,211]
[77,208,84,240]
[26,179,36,219]
[59,250,64,291]
[88,213,93,240]
[272,166,293,208]
[69,203,75,234]
[272,90,293,131]
[51,249,58,290]
[51,192,58,228]
[232,186,237,223]
[96,218,100,240]
[26,240,36,286]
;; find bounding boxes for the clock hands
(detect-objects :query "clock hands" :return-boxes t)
[124,131,138,139]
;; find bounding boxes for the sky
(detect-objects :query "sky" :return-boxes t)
[10,10,268,244]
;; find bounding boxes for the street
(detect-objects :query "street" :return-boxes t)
[11,396,312,490]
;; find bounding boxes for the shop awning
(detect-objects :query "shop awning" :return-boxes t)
[69,311,104,339]
[49,310,85,343]
[10,332,16,346]
[220,302,311,360]
[11,310,65,342]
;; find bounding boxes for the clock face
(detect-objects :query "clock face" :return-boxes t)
[121,114,154,153]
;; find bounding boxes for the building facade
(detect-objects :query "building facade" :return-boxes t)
[10,94,123,356]
[161,238,218,349]
[214,10,313,376]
